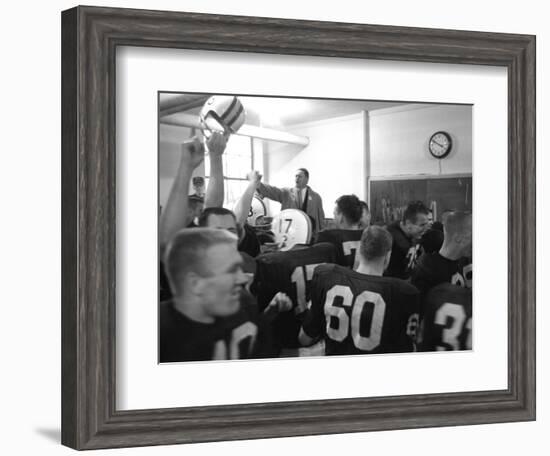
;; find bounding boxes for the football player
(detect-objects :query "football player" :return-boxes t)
[160,228,290,362]
[231,170,271,257]
[159,131,227,247]
[198,207,261,259]
[158,131,227,301]
[418,227,444,255]
[315,194,364,269]
[299,226,420,355]
[254,242,338,352]
[385,201,431,279]
[161,206,260,302]
[411,211,472,296]
[419,282,472,351]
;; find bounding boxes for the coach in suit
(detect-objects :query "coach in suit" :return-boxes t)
[256,168,325,234]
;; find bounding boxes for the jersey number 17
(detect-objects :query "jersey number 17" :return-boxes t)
[290,263,324,314]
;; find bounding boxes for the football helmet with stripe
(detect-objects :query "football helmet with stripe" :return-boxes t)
[199,95,246,138]
[271,209,313,251]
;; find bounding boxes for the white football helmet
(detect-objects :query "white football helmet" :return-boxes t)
[271,209,313,251]
[244,195,267,226]
[199,95,246,138]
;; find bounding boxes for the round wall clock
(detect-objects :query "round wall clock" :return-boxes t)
[428,131,452,159]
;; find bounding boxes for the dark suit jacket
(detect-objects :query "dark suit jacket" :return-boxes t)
[257,183,325,234]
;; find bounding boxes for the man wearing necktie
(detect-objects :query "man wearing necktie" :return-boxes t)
[256,168,326,235]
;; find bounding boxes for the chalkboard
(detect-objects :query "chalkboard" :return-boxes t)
[369,176,472,224]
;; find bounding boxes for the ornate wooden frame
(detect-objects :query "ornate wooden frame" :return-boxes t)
[61,6,536,450]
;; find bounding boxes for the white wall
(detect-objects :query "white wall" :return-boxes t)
[262,104,471,219]
[2,1,547,456]
[370,104,472,177]
[265,113,366,216]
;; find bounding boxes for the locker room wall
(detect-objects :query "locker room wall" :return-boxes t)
[263,113,366,217]
[369,104,472,177]
[158,103,471,214]
[262,104,471,218]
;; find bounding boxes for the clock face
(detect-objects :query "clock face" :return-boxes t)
[429,131,452,158]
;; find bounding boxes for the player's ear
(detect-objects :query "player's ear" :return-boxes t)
[187,271,204,295]
[454,233,464,246]
[460,235,472,256]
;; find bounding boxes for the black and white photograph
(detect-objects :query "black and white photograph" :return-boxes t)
[1,0,543,453]
[158,93,473,363]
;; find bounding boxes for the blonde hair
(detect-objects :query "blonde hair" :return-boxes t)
[164,228,237,295]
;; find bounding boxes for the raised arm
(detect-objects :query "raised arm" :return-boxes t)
[234,170,262,226]
[256,182,285,203]
[159,136,204,247]
[204,132,228,208]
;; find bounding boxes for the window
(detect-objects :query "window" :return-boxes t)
[204,134,254,209]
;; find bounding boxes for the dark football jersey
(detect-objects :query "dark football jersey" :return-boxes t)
[159,291,269,362]
[385,222,419,280]
[302,264,420,355]
[420,282,472,351]
[455,257,473,288]
[253,243,337,349]
[239,223,261,258]
[419,228,444,255]
[411,253,472,296]
[315,229,363,268]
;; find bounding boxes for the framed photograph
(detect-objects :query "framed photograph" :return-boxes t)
[61,5,535,450]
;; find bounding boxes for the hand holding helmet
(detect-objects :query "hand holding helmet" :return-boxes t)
[199,95,246,139]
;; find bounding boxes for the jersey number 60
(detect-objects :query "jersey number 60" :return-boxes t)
[324,285,386,351]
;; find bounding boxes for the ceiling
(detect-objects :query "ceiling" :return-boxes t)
[159,93,408,129]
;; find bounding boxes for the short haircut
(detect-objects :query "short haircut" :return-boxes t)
[360,200,370,213]
[198,207,237,227]
[443,211,472,238]
[402,201,430,224]
[297,168,309,179]
[335,194,362,225]
[420,228,444,254]
[164,228,237,295]
[359,226,393,261]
